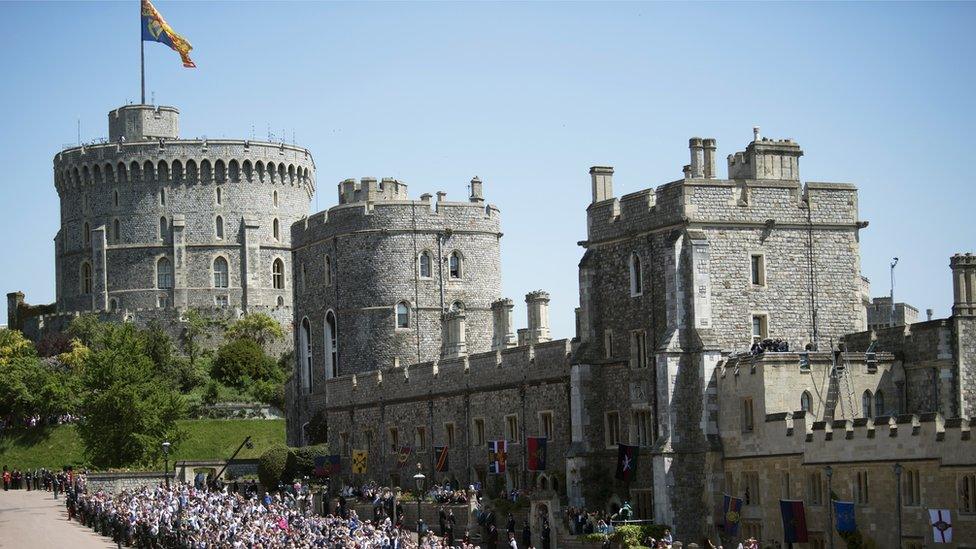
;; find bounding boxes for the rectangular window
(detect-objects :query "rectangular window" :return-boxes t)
[751,254,765,286]
[215,295,229,308]
[157,295,169,309]
[632,489,654,520]
[415,427,427,451]
[960,474,976,513]
[505,414,519,443]
[725,472,735,495]
[631,330,647,368]
[340,432,350,456]
[781,471,791,500]
[604,330,614,359]
[855,470,870,505]
[389,427,399,452]
[633,409,653,447]
[605,411,620,448]
[364,430,373,455]
[742,397,755,433]
[751,314,768,342]
[473,418,485,447]
[903,469,922,507]
[445,423,456,447]
[742,471,761,505]
[808,471,824,506]
[539,411,554,441]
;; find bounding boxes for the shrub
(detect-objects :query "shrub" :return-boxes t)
[257,445,295,489]
[203,381,220,405]
[290,443,330,477]
[580,533,609,543]
[250,379,284,409]
[212,339,278,388]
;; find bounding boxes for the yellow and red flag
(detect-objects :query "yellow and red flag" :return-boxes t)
[141,0,196,68]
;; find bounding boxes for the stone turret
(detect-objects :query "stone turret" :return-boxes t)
[491,298,517,350]
[442,310,467,359]
[688,137,705,178]
[952,253,976,317]
[108,104,179,142]
[524,290,551,345]
[727,127,803,180]
[590,166,613,203]
[469,176,484,203]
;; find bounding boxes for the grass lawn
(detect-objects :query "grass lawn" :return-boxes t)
[0,419,285,470]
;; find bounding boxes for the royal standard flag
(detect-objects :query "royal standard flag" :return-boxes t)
[141,0,196,68]
[527,437,547,471]
[488,440,507,474]
[352,450,368,474]
[779,499,809,543]
[722,494,743,536]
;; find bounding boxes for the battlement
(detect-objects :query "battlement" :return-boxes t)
[738,410,975,466]
[320,338,573,408]
[337,177,409,204]
[292,185,501,249]
[584,133,859,245]
[108,104,179,141]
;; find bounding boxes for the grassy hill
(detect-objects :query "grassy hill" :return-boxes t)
[0,419,285,470]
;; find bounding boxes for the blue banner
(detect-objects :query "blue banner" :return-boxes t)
[833,500,856,533]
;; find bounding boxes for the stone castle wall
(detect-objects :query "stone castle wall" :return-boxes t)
[53,105,314,319]
[290,183,502,387]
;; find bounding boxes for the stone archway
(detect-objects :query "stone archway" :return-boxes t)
[529,491,560,549]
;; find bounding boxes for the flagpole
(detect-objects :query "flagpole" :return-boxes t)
[140,0,145,104]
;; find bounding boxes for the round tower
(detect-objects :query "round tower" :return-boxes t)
[290,179,503,394]
[53,104,315,317]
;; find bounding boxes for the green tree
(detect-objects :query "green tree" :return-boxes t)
[76,323,185,468]
[257,445,296,488]
[180,309,212,369]
[0,356,79,424]
[212,338,280,389]
[0,329,36,366]
[66,313,103,348]
[225,313,284,348]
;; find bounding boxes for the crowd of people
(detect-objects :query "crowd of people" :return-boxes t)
[749,338,790,355]
[2,465,75,494]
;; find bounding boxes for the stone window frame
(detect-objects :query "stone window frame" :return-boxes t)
[448,250,463,280]
[156,255,174,290]
[630,330,648,369]
[538,410,554,441]
[418,250,434,279]
[749,251,767,287]
[212,255,230,289]
[604,410,621,449]
[604,329,614,359]
[109,297,119,312]
[159,187,167,206]
[159,216,168,241]
[750,312,769,343]
[854,470,870,505]
[395,301,412,330]
[272,257,286,290]
[472,417,486,447]
[958,473,976,514]
[631,406,653,447]
[324,255,333,286]
[505,414,519,444]
[388,426,399,453]
[807,470,824,506]
[340,432,350,456]
[298,317,312,393]
[861,390,873,418]
[801,391,813,414]
[215,185,223,206]
[742,471,761,506]
[902,467,922,507]
[157,294,169,309]
[444,422,456,447]
[113,189,120,209]
[83,221,91,249]
[272,218,281,241]
[629,252,643,296]
[215,215,224,240]
[363,429,374,456]
[272,190,279,208]
[324,310,338,379]
[741,396,755,433]
[214,294,230,309]
[415,426,427,452]
[112,218,121,243]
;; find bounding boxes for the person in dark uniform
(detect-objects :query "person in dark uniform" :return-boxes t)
[439,506,447,535]
[541,518,551,549]
[521,519,531,548]
[445,521,454,547]
[506,513,516,535]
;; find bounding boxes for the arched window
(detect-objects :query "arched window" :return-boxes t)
[396,302,410,329]
[228,159,240,183]
[451,301,464,312]
[273,190,278,207]
[200,159,212,184]
[273,218,280,241]
[419,251,432,278]
[213,257,229,288]
[242,160,252,182]
[109,298,118,312]
[862,390,873,418]
[172,160,183,183]
[156,257,173,289]
[159,217,168,240]
[83,222,91,248]
[159,187,166,206]
[800,391,812,413]
[272,258,285,289]
[186,159,198,183]
[215,159,226,183]
[113,190,119,208]
[325,311,338,379]
[874,391,885,416]
[80,262,92,294]
[299,318,312,393]
[113,219,121,243]
[449,251,462,279]
[276,295,284,307]
[215,216,224,239]
[215,186,222,205]
[629,253,643,296]
[324,255,332,286]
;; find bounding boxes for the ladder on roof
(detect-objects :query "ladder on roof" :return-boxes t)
[831,349,858,420]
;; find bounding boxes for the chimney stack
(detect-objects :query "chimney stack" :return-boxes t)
[753,126,761,142]
[589,166,614,203]
[441,310,468,359]
[524,290,551,345]
[689,138,704,178]
[951,253,976,317]
[491,298,517,350]
[926,308,934,321]
[469,176,484,202]
[703,138,717,179]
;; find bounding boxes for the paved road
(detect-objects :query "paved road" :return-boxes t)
[0,489,116,548]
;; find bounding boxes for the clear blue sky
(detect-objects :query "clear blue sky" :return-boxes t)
[1,1,973,337]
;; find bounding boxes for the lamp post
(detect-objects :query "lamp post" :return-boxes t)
[162,441,171,489]
[825,465,834,549]
[890,257,899,327]
[894,463,903,548]
[413,463,426,546]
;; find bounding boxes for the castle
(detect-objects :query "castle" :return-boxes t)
[8,104,315,343]
[7,106,975,546]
